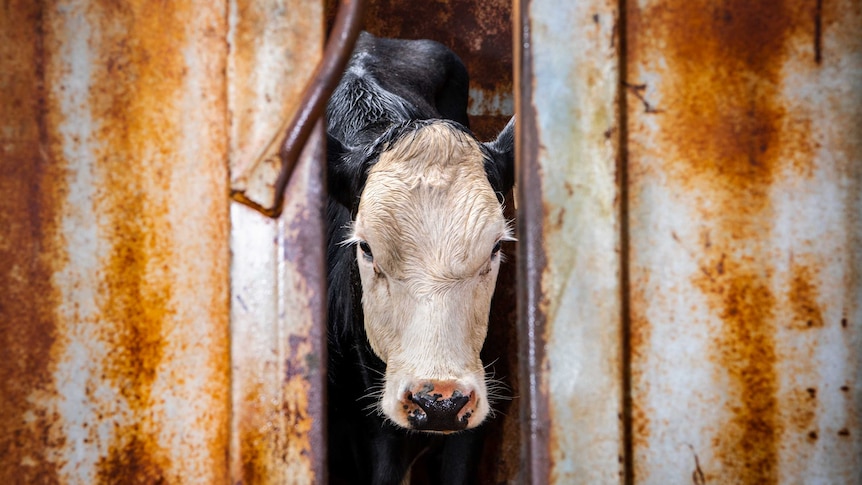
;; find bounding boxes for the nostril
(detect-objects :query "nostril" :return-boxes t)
[410,391,469,415]
[402,382,477,431]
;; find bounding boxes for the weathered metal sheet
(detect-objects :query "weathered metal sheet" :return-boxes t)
[626,0,862,483]
[1,0,231,482]
[517,0,624,483]
[229,131,327,485]
[228,1,327,483]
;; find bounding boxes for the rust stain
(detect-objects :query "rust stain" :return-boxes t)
[239,422,267,484]
[236,338,317,485]
[694,259,780,484]
[628,1,819,483]
[283,334,314,467]
[282,137,328,482]
[95,429,168,485]
[788,262,824,329]
[229,0,323,179]
[784,386,818,437]
[628,283,652,457]
[630,0,815,194]
[238,382,280,485]
[0,1,65,481]
[98,207,173,410]
[515,2,551,480]
[86,1,192,480]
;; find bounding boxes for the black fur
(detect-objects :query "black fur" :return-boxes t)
[325,32,513,485]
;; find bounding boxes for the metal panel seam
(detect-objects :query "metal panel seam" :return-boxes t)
[617,0,634,483]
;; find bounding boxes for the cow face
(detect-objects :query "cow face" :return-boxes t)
[341,120,514,432]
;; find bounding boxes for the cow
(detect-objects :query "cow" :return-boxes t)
[325,31,515,484]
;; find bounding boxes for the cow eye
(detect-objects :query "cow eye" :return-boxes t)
[358,241,373,261]
[491,240,502,258]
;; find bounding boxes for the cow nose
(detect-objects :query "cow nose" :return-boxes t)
[402,381,475,432]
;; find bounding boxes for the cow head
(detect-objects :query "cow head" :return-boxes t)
[329,118,515,432]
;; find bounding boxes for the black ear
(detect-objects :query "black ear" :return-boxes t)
[482,116,515,199]
[327,133,360,209]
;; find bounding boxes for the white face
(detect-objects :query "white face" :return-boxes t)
[349,123,511,432]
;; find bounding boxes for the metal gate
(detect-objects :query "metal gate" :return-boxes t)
[1,0,859,483]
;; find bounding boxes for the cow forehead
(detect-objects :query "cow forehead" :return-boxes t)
[369,122,487,183]
[356,123,505,280]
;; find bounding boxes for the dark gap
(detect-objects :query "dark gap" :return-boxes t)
[617,0,635,484]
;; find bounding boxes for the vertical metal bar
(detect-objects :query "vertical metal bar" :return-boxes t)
[1,0,232,482]
[517,0,625,483]
[515,0,550,479]
[228,1,327,483]
[626,0,862,483]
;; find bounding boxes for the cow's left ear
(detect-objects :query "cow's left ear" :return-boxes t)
[327,134,363,209]
[482,116,515,198]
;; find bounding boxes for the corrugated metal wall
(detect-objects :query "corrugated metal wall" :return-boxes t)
[0,0,326,482]
[2,0,860,483]
[624,1,862,483]
[518,0,862,483]
[1,0,232,482]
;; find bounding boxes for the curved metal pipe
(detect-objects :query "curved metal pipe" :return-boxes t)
[234,0,365,217]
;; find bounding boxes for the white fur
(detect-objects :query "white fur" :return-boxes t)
[350,123,512,429]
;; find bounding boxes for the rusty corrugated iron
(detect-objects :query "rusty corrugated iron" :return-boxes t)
[229,129,327,485]
[227,0,327,483]
[626,0,862,483]
[516,0,625,483]
[1,1,231,482]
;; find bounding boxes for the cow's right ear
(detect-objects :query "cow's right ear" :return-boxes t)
[482,116,515,198]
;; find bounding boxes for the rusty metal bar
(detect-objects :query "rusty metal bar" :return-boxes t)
[517,0,625,483]
[231,0,365,217]
[515,0,550,480]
